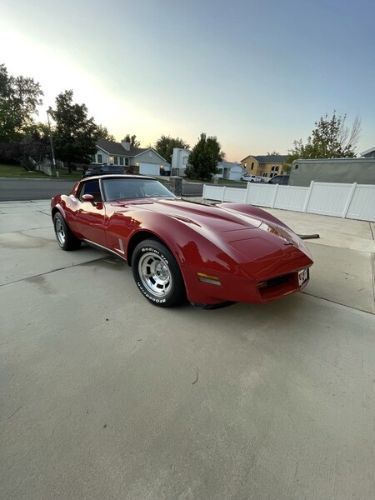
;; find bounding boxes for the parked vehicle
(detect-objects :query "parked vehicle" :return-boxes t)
[268,175,290,185]
[241,175,263,183]
[51,174,312,308]
[82,165,125,178]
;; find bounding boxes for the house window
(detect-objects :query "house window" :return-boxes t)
[113,156,118,165]
[119,157,124,166]
[125,158,129,166]
[251,162,254,169]
[97,153,102,164]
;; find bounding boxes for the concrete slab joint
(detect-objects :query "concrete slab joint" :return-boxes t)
[1,199,375,500]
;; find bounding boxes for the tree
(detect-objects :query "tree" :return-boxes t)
[96,124,115,141]
[286,112,360,167]
[49,90,100,170]
[22,122,50,166]
[185,133,223,180]
[0,64,43,141]
[155,135,189,164]
[123,133,140,147]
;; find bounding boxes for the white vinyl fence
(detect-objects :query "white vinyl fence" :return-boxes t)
[203,182,375,222]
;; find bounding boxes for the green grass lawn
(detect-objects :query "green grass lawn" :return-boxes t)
[0,164,47,178]
[0,164,82,180]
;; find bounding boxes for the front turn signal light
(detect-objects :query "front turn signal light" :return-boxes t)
[197,272,221,286]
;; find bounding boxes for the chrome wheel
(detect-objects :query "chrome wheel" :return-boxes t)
[55,216,66,246]
[53,212,81,251]
[138,252,172,298]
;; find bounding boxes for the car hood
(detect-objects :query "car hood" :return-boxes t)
[111,198,311,254]
[110,198,263,232]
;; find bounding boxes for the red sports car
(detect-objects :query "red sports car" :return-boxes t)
[51,175,313,307]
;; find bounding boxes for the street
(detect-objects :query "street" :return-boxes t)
[0,178,77,201]
[1,200,374,499]
[0,178,203,201]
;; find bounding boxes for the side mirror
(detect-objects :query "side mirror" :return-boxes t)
[82,194,94,202]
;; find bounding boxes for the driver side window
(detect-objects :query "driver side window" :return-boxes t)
[78,180,102,202]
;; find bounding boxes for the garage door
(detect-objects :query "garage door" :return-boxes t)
[139,163,160,176]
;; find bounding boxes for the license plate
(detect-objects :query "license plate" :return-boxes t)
[298,268,309,286]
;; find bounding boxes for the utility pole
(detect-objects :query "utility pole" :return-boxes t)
[47,108,57,177]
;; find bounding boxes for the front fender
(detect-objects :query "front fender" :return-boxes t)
[125,211,243,303]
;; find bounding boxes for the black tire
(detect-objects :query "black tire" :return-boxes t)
[132,239,185,307]
[53,212,81,251]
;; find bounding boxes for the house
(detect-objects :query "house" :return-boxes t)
[92,138,170,176]
[171,147,191,176]
[171,148,245,180]
[361,147,375,158]
[216,161,245,181]
[241,154,288,179]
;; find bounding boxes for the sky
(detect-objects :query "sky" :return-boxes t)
[0,0,374,161]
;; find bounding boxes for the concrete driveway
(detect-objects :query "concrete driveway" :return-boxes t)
[1,201,374,500]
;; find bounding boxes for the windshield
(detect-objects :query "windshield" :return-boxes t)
[102,178,175,201]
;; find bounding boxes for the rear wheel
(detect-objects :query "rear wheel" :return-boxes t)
[53,212,81,251]
[132,239,185,307]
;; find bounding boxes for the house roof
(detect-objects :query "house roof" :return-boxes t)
[254,155,288,163]
[96,138,149,158]
[361,146,375,156]
[97,139,128,155]
[241,154,287,164]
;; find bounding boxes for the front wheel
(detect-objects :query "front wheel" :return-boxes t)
[132,239,185,307]
[53,212,81,251]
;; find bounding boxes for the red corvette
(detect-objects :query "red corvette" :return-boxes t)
[51,175,313,307]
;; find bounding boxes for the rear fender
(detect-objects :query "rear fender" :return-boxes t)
[51,196,66,220]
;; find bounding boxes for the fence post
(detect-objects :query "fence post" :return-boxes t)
[169,176,182,196]
[271,184,279,208]
[245,182,252,204]
[202,184,207,200]
[342,183,357,218]
[303,181,314,212]
[221,186,227,202]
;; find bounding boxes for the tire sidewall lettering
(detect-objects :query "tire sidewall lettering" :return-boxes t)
[136,281,167,303]
[140,246,169,266]
[136,246,171,303]
[133,240,184,307]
